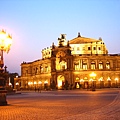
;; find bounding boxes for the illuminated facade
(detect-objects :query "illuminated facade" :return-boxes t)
[15,33,120,90]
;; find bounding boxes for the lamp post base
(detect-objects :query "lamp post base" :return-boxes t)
[0,90,7,106]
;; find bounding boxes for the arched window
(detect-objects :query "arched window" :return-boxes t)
[45,66,48,72]
[60,61,67,70]
[106,61,110,69]
[40,65,43,73]
[74,62,79,70]
[91,61,96,69]
[82,62,87,70]
[99,61,103,69]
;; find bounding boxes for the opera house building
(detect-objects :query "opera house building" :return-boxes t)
[15,33,120,90]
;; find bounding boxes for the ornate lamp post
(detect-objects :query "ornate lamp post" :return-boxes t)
[0,29,12,105]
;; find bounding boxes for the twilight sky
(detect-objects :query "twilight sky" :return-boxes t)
[0,0,120,75]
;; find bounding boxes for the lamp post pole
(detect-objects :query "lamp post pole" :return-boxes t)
[38,81,42,93]
[90,72,96,91]
[0,29,12,105]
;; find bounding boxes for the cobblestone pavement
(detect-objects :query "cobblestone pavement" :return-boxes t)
[0,89,120,120]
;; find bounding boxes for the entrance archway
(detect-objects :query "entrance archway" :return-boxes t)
[57,75,65,89]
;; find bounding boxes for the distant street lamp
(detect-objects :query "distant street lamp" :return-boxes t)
[115,78,118,88]
[34,81,37,92]
[99,77,103,88]
[0,29,12,105]
[38,81,42,93]
[107,77,111,88]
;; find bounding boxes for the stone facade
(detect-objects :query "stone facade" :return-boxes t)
[14,33,120,90]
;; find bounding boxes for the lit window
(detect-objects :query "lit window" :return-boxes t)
[77,47,80,50]
[45,66,48,72]
[83,47,85,50]
[106,62,110,69]
[91,61,96,69]
[99,62,103,69]
[40,66,43,73]
[74,62,79,70]
[83,62,87,70]
[60,61,67,70]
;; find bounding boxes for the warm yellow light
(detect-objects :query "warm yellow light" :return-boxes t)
[58,79,62,88]
[0,30,6,40]
[28,82,31,85]
[16,82,19,85]
[9,82,12,86]
[44,80,48,84]
[76,83,79,88]
[98,77,103,81]
[38,81,42,84]
[80,79,84,82]
[0,29,12,53]
[74,72,80,74]
[115,78,118,81]
[90,72,96,77]
[107,77,111,81]
[89,78,93,82]
[34,81,37,85]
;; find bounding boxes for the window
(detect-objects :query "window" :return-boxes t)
[98,47,101,50]
[99,62,103,69]
[60,61,67,70]
[35,67,38,74]
[93,47,96,50]
[77,47,80,50]
[91,61,96,69]
[45,66,48,72]
[74,62,79,70]
[106,61,110,69]
[83,47,85,50]
[40,66,43,73]
[82,62,87,70]
[26,70,28,76]
[88,47,91,50]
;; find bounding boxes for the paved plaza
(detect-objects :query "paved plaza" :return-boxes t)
[0,89,120,120]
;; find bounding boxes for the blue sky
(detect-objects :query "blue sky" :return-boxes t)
[0,0,120,75]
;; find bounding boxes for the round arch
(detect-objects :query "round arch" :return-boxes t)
[57,75,65,89]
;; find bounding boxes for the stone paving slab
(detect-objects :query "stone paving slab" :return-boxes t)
[0,89,120,120]
[59,90,120,120]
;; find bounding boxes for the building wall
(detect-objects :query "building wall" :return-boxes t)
[16,34,120,90]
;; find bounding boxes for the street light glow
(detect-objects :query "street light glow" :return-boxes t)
[89,72,96,77]
[115,78,118,81]
[0,29,12,53]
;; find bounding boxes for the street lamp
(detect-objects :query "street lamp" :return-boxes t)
[107,77,111,88]
[98,77,103,88]
[38,81,42,93]
[15,82,19,90]
[34,81,37,92]
[0,29,12,105]
[89,72,96,91]
[115,78,118,88]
